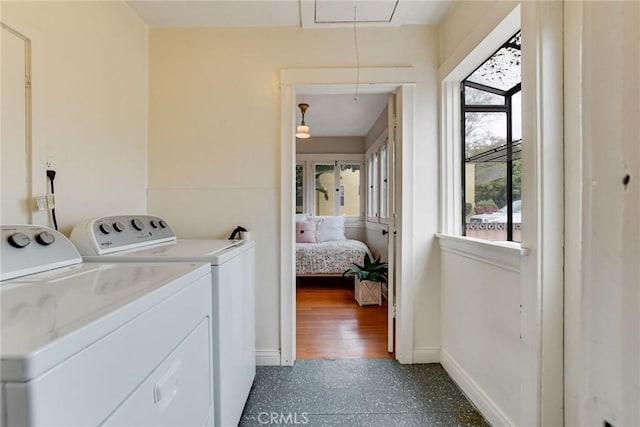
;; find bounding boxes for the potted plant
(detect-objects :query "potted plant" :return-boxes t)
[343,254,388,306]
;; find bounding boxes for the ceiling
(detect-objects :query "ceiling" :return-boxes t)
[126,0,453,28]
[297,93,389,137]
[127,0,452,137]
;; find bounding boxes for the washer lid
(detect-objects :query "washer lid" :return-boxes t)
[1,262,210,381]
[96,239,254,265]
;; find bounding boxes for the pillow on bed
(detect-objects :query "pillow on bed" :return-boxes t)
[296,221,317,243]
[312,216,346,242]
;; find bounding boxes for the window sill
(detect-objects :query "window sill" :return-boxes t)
[436,234,529,273]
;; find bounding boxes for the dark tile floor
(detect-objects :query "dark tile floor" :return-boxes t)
[239,359,489,427]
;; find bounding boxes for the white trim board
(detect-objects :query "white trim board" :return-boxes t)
[412,347,440,364]
[441,349,515,427]
[256,350,281,366]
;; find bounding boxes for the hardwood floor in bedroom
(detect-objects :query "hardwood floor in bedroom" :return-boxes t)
[296,277,391,359]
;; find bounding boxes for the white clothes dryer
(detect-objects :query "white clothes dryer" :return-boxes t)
[0,225,214,426]
[70,215,256,427]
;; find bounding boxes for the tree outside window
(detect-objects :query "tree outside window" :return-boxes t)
[462,31,522,242]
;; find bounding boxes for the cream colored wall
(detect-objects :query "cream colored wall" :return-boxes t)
[148,25,440,360]
[438,1,518,73]
[1,2,148,235]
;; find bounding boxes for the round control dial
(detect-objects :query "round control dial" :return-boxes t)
[131,218,144,231]
[8,232,31,248]
[150,220,158,229]
[99,223,113,235]
[35,231,55,246]
[113,222,125,232]
[159,220,167,228]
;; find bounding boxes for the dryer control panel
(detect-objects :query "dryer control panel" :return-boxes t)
[70,215,177,256]
[1,225,82,281]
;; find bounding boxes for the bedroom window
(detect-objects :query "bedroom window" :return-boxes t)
[379,144,389,222]
[367,153,378,221]
[313,161,362,217]
[462,31,522,242]
[296,163,305,214]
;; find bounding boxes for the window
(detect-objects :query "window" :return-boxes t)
[380,144,389,222]
[367,153,378,220]
[462,31,522,242]
[308,161,362,217]
[296,163,305,214]
[365,135,390,225]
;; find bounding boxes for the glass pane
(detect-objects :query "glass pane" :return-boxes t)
[465,112,507,159]
[466,44,521,92]
[296,164,304,214]
[380,145,388,219]
[464,86,504,105]
[339,164,360,216]
[465,112,508,241]
[511,90,522,141]
[367,155,378,218]
[315,164,334,216]
[512,159,522,242]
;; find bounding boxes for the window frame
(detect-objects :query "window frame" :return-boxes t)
[296,154,365,219]
[460,31,522,242]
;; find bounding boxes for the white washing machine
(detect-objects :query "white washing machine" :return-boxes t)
[70,215,256,427]
[0,224,215,426]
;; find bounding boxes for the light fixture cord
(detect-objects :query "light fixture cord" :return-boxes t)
[353,5,360,102]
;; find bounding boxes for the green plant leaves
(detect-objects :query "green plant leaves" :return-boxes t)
[342,253,388,283]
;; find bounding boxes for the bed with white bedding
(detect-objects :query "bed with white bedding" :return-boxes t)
[295,215,372,277]
[296,239,371,276]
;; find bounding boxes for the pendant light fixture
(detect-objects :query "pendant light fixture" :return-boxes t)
[296,103,311,139]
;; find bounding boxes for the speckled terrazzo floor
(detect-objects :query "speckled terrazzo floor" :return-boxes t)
[239,359,490,427]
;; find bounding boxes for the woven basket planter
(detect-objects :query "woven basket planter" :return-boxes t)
[354,278,382,306]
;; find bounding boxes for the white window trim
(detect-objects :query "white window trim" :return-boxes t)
[365,130,388,224]
[296,153,365,221]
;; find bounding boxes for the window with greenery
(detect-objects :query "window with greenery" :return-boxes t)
[296,163,305,214]
[462,31,522,242]
[314,162,361,217]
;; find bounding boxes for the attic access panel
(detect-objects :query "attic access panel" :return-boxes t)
[315,0,398,24]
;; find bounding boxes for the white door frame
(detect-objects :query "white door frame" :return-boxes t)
[280,67,416,365]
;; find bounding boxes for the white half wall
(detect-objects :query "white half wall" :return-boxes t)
[1,2,149,234]
[439,238,521,426]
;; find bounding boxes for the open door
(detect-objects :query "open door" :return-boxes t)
[386,93,397,353]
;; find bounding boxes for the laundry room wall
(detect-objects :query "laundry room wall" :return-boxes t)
[0,2,148,235]
[147,25,440,364]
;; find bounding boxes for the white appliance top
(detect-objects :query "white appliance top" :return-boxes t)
[0,224,211,381]
[71,215,254,264]
[1,225,82,281]
[1,261,210,381]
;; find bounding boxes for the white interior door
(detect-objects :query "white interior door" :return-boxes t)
[386,93,397,353]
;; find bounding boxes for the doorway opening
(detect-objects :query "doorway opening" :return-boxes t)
[294,91,394,360]
[280,71,416,366]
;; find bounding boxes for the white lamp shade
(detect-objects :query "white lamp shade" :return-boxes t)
[296,125,310,138]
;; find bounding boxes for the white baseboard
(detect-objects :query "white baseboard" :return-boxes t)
[440,348,514,427]
[412,346,440,363]
[256,349,281,366]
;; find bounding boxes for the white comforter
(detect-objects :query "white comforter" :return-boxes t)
[296,239,372,276]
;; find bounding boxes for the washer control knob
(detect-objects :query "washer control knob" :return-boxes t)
[35,231,55,246]
[150,220,158,229]
[99,223,113,235]
[131,218,144,231]
[8,233,31,248]
[159,220,167,228]
[113,222,125,232]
